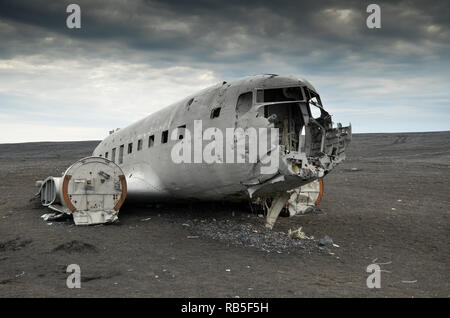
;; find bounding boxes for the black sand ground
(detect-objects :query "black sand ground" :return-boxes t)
[0,132,448,297]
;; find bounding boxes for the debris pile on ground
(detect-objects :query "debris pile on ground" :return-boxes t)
[318,235,333,247]
[288,227,314,240]
[41,213,67,222]
[183,219,317,253]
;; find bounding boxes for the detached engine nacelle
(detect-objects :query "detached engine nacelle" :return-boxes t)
[287,178,323,216]
[36,156,127,225]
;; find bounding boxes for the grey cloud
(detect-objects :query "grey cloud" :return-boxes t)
[0,0,448,140]
[0,0,448,66]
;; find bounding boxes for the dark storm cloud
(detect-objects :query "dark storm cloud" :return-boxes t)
[0,0,449,141]
[0,0,448,67]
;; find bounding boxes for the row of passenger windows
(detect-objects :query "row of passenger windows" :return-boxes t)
[100,99,238,165]
[100,124,189,165]
[101,104,226,165]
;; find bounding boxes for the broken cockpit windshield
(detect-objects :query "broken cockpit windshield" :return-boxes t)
[256,87,304,103]
[258,86,327,153]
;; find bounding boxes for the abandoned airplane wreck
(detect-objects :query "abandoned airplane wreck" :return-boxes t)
[36,74,352,228]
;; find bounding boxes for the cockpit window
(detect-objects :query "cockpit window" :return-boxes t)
[236,92,252,116]
[304,87,323,118]
[256,87,304,103]
[304,88,322,107]
[310,105,322,119]
[310,96,320,105]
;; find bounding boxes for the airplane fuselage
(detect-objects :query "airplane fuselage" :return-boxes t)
[93,74,351,202]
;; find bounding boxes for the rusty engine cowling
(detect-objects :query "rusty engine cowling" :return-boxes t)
[36,156,127,225]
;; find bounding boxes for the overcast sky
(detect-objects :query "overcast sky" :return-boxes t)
[0,0,449,143]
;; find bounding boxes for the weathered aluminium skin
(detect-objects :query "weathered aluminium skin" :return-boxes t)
[36,74,350,226]
[92,75,351,227]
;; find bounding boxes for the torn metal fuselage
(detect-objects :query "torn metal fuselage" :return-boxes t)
[240,82,351,228]
[245,84,352,199]
[92,75,351,205]
[90,75,351,228]
[36,75,350,228]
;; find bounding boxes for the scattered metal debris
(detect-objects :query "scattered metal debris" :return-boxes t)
[287,227,313,240]
[41,213,66,222]
[372,259,392,265]
[15,271,25,278]
[183,219,317,253]
[318,235,333,246]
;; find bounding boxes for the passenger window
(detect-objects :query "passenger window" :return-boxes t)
[119,145,124,164]
[128,143,133,154]
[236,92,252,117]
[177,125,186,140]
[161,130,168,144]
[148,135,155,148]
[105,152,109,159]
[137,139,143,151]
[111,148,116,163]
[210,107,221,119]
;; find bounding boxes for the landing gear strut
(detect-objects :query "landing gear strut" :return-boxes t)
[265,192,290,229]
